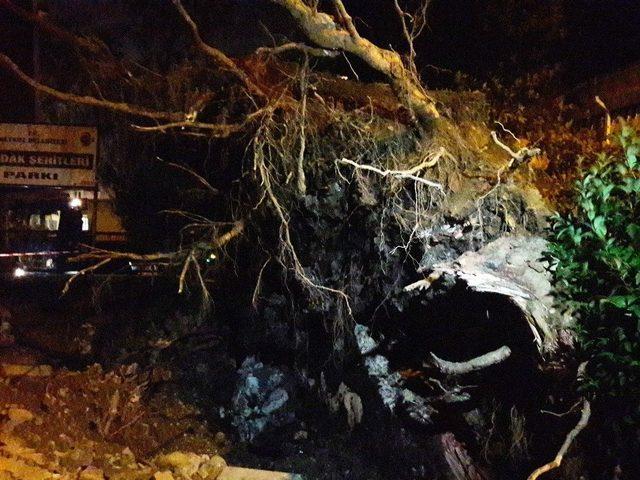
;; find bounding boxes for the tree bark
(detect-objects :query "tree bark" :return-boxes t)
[272,0,439,121]
[428,346,512,375]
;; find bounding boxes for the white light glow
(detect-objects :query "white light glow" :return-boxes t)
[13,267,27,278]
[69,198,83,208]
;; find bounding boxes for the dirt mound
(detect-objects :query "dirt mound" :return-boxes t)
[0,353,227,479]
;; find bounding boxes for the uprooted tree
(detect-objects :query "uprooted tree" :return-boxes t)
[1,0,453,328]
[0,1,588,479]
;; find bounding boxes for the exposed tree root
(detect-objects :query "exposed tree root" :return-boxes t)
[527,400,591,480]
[254,140,353,325]
[337,157,444,191]
[490,131,541,171]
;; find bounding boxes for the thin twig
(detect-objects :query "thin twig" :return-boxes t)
[252,257,271,308]
[491,131,541,171]
[296,56,309,196]
[540,400,583,418]
[157,158,220,194]
[212,220,245,248]
[178,252,195,294]
[527,400,591,480]
[171,0,264,99]
[130,120,243,136]
[62,258,112,295]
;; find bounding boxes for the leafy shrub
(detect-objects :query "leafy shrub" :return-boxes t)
[546,126,640,397]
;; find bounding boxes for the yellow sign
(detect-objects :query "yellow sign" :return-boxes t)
[0,123,97,187]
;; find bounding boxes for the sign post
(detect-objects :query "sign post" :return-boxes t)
[0,123,97,188]
[0,123,99,243]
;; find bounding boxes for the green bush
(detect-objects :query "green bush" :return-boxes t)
[546,126,640,397]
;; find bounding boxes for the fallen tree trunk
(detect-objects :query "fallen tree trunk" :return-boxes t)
[417,235,559,352]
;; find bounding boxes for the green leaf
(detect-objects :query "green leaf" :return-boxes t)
[582,198,596,221]
[604,295,636,309]
[592,216,607,239]
[627,144,639,169]
[545,126,640,398]
[621,125,635,144]
[627,224,640,242]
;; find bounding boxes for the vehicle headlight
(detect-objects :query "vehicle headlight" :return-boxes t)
[13,267,27,278]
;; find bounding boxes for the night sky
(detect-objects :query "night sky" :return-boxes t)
[1,0,640,124]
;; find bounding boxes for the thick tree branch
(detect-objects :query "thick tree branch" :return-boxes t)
[0,53,256,136]
[0,0,104,56]
[0,53,183,121]
[256,42,339,58]
[130,120,243,136]
[171,0,264,99]
[427,346,512,375]
[331,0,360,40]
[272,0,439,120]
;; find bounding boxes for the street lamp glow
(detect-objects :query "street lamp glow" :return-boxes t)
[69,198,83,209]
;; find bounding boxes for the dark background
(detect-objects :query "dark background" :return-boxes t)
[2,0,640,123]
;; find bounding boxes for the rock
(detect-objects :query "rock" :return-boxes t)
[198,455,226,479]
[7,408,34,424]
[0,437,46,465]
[325,383,363,429]
[154,452,226,479]
[354,324,378,355]
[218,466,300,480]
[0,320,15,347]
[2,408,35,434]
[155,451,204,478]
[358,332,436,425]
[364,355,390,378]
[261,389,289,415]
[440,432,489,480]
[153,472,174,480]
[0,456,52,480]
[79,466,105,480]
[1,364,52,377]
[229,357,296,443]
[293,430,308,440]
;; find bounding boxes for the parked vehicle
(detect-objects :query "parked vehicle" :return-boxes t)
[0,187,143,278]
